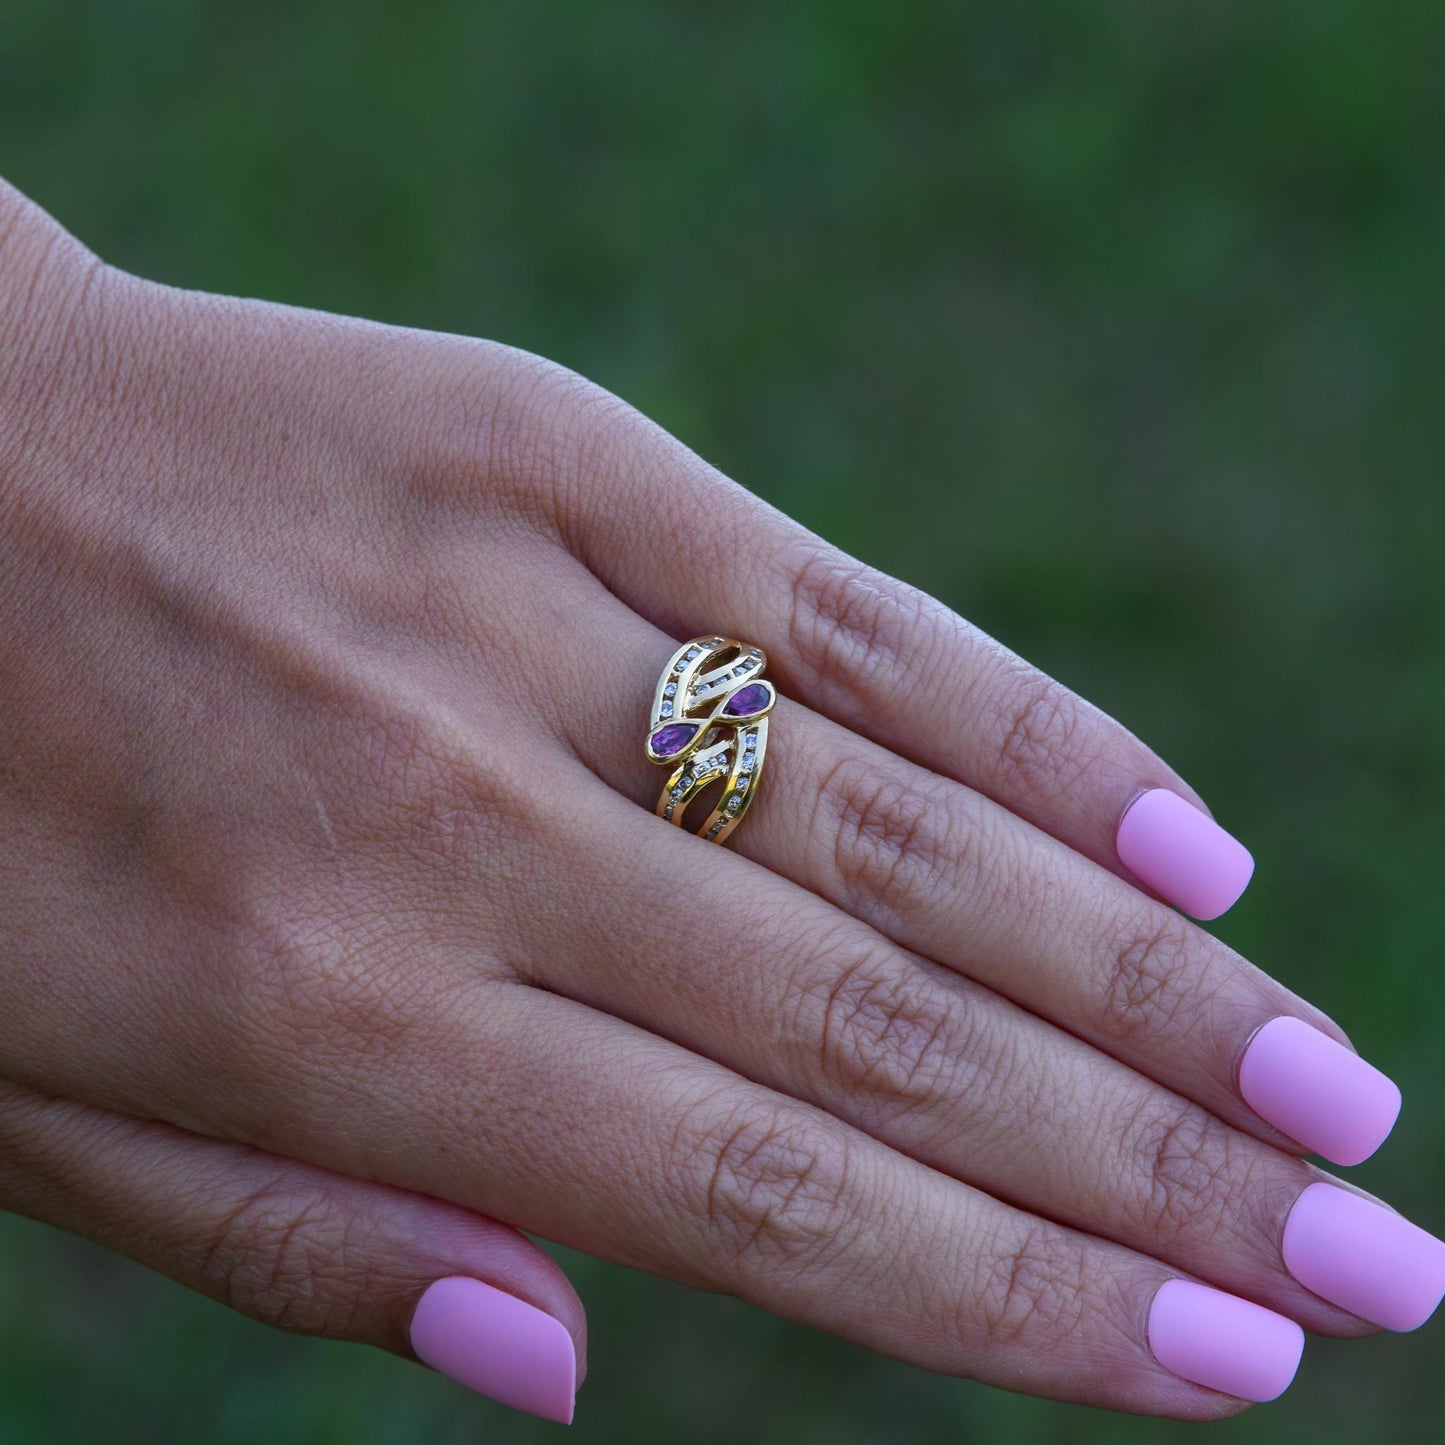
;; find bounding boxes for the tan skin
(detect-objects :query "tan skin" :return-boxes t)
[0,178,1381,1420]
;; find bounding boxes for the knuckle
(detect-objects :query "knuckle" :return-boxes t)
[804,953,969,1119]
[784,549,936,708]
[1100,914,1208,1044]
[675,1100,854,1280]
[993,674,1093,799]
[479,352,591,482]
[464,350,644,520]
[437,348,572,487]
[0,224,107,466]
[205,900,465,1146]
[210,880,499,1144]
[201,1183,353,1336]
[976,1222,1090,1351]
[1132,1098,1243,1246]
[819,755,988,932]
[191,906,405,1151]
[229,898,411,1064]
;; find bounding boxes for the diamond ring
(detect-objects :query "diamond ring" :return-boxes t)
[645,635,776,845]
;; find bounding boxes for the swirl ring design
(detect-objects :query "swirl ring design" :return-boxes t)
[644,635,776,845]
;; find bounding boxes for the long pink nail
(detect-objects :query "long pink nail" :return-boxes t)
[410,1277,577,1423]
[1238,1016,1401,1165]
[1115,789,1254,919]
[1147,1279,1303,1401]
[1283,1183,1445,1331]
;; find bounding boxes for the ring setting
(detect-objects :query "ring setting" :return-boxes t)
[645,635,775,844]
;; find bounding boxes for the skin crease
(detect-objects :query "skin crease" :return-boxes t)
[0,178,1401,1422]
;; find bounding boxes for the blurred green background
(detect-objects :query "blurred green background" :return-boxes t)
[3,1,1443,1441]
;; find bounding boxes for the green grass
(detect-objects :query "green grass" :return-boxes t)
[3,3,1444,1440]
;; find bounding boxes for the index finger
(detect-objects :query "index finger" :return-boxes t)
[498,371,1252,919]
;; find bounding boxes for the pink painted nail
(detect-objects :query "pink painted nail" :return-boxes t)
[1238,1016,1401,1165]
[410,1277,577,1423]
[1283,1183,1445,1332]
[1115,789,1254,920]
[1147,1279,1303,1402]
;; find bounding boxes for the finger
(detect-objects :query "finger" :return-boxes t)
[739,707,1398,1163]
[537,572,1398,1169]
[186,978,1299,1415]
[0,1081,583,1424]
[511,758,1418,1339]
[0,687,1300,1413]
[6,543,1387,1356]
[488,370,1251,918]
[513,591,1432,1332]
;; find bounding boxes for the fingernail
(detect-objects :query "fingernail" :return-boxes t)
[1147,1279,1303,1402]
[1115,789,1254,920]
[1283,1182,1445,1331]
[410,1277,577,1423]
[1238,1016,1401,1165]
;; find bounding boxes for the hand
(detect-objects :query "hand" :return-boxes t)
[1,178,1437,1426]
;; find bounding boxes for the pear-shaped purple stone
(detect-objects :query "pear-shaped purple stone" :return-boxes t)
[649,722,699,758]
[722,682,771,718]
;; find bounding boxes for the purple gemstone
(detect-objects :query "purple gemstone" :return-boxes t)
[649,722,699,757]
[722,682,771,718]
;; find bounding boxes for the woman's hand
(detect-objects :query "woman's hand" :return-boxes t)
[1,179,1438,1425]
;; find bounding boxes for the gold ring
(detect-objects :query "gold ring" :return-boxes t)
[645,635,775,845]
